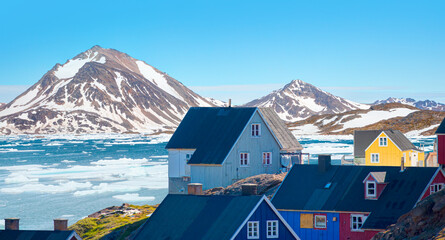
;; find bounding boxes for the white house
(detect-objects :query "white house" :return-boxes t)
[166,107,303,193]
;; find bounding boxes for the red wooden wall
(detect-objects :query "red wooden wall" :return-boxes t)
[339,213,380,240]
[438,135,445,165]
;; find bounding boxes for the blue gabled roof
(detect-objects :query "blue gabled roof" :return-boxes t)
[132,194,263,240]
[0,230,77,240]
[272,165,438,230]
[436,117,445,134]
[166,107,257,165]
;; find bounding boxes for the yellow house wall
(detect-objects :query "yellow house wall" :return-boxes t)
[365,132,424,166]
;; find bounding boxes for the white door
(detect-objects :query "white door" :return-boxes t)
[411,152,418,166]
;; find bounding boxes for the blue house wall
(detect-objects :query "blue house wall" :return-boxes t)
[234,201,298,240]
[279,211,339,240]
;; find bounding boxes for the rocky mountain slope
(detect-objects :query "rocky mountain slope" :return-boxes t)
[289,103,445,136]
[0,46,224,135]
[243,80,369,122]
[372,189,445,240]
[374,97,445,111]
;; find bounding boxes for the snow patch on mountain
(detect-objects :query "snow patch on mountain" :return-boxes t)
[332,108,418,132]
[136,61,185,101]
[54,51,106,79]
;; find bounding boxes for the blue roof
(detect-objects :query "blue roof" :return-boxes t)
[166,107,257,164]
[436,117,445,134]
[272,165,438,230]
[132,194,263,240]
[0,230,76,240]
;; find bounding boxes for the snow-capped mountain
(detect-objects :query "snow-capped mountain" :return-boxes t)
[243,80,369,121]
[373,97,445,111]
[0,46,224,134]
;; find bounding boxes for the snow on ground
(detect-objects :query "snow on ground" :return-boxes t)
[333,108,418,132]
[136,61,185,102]
[406,124,440,137]
[291,124,320,135]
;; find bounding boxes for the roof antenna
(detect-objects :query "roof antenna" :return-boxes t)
[228,99,232,108]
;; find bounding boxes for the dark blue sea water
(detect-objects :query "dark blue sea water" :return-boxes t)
[0,134,435,230]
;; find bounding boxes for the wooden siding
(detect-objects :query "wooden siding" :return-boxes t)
[364,132,424,166]
[191,111,282,189]
[279,211,340,240]
[168,149,194,178]
[339,213,379,240]
[421,169,445,200]
[234,201,297,240]
[438,135,445,165]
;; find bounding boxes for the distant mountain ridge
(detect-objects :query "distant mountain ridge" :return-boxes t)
[289,103,445,136]
[0,46,224,135]
[243,79,369,122]
[373,97,445,111]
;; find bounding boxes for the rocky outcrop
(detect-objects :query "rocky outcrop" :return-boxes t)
[372,189,445,240]
[204,173,286,198]
[243,79,369,122]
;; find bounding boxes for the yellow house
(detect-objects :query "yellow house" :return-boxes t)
[354,130,424,166]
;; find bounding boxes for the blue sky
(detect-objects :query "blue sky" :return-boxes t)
[0,0,444,104]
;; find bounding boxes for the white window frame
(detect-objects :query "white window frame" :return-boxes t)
[266,220,279,238]
[430,183,444,194]
[247,221,259,239]
[379,137,388,146]
[263,152,272,165]
[314,214,327,229]
[351,214,366,231]
[366,181,377,198]
[371,153,379,163]
[251,124,261,137]
[240,153,249,166]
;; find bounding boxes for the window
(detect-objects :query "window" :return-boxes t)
[371,153,379,163]
[267,220,279,238]
[366,181,376,198]
[351,214,366,231]
[314,215,327,229]
[251,124,261,137]
[240,153,249,166]
[247,221,259,239]
[430,183,444,194]
[379,137,388,146]
[263,152,272,165]
[185,153,192,162]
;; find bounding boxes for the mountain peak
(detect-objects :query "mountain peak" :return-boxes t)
[244,79,369,121]
[0,46,222,135]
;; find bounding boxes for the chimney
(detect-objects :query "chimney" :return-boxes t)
[401,156,405,172]
[318,155,331,172]
[241,184,258,195]
[228,99,232,108]
[5,218,19,230]
[187,183,203,195]
[54,219,68,231]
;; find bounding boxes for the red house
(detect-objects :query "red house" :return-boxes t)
[436,117,445,166]
[272,156,445,240]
